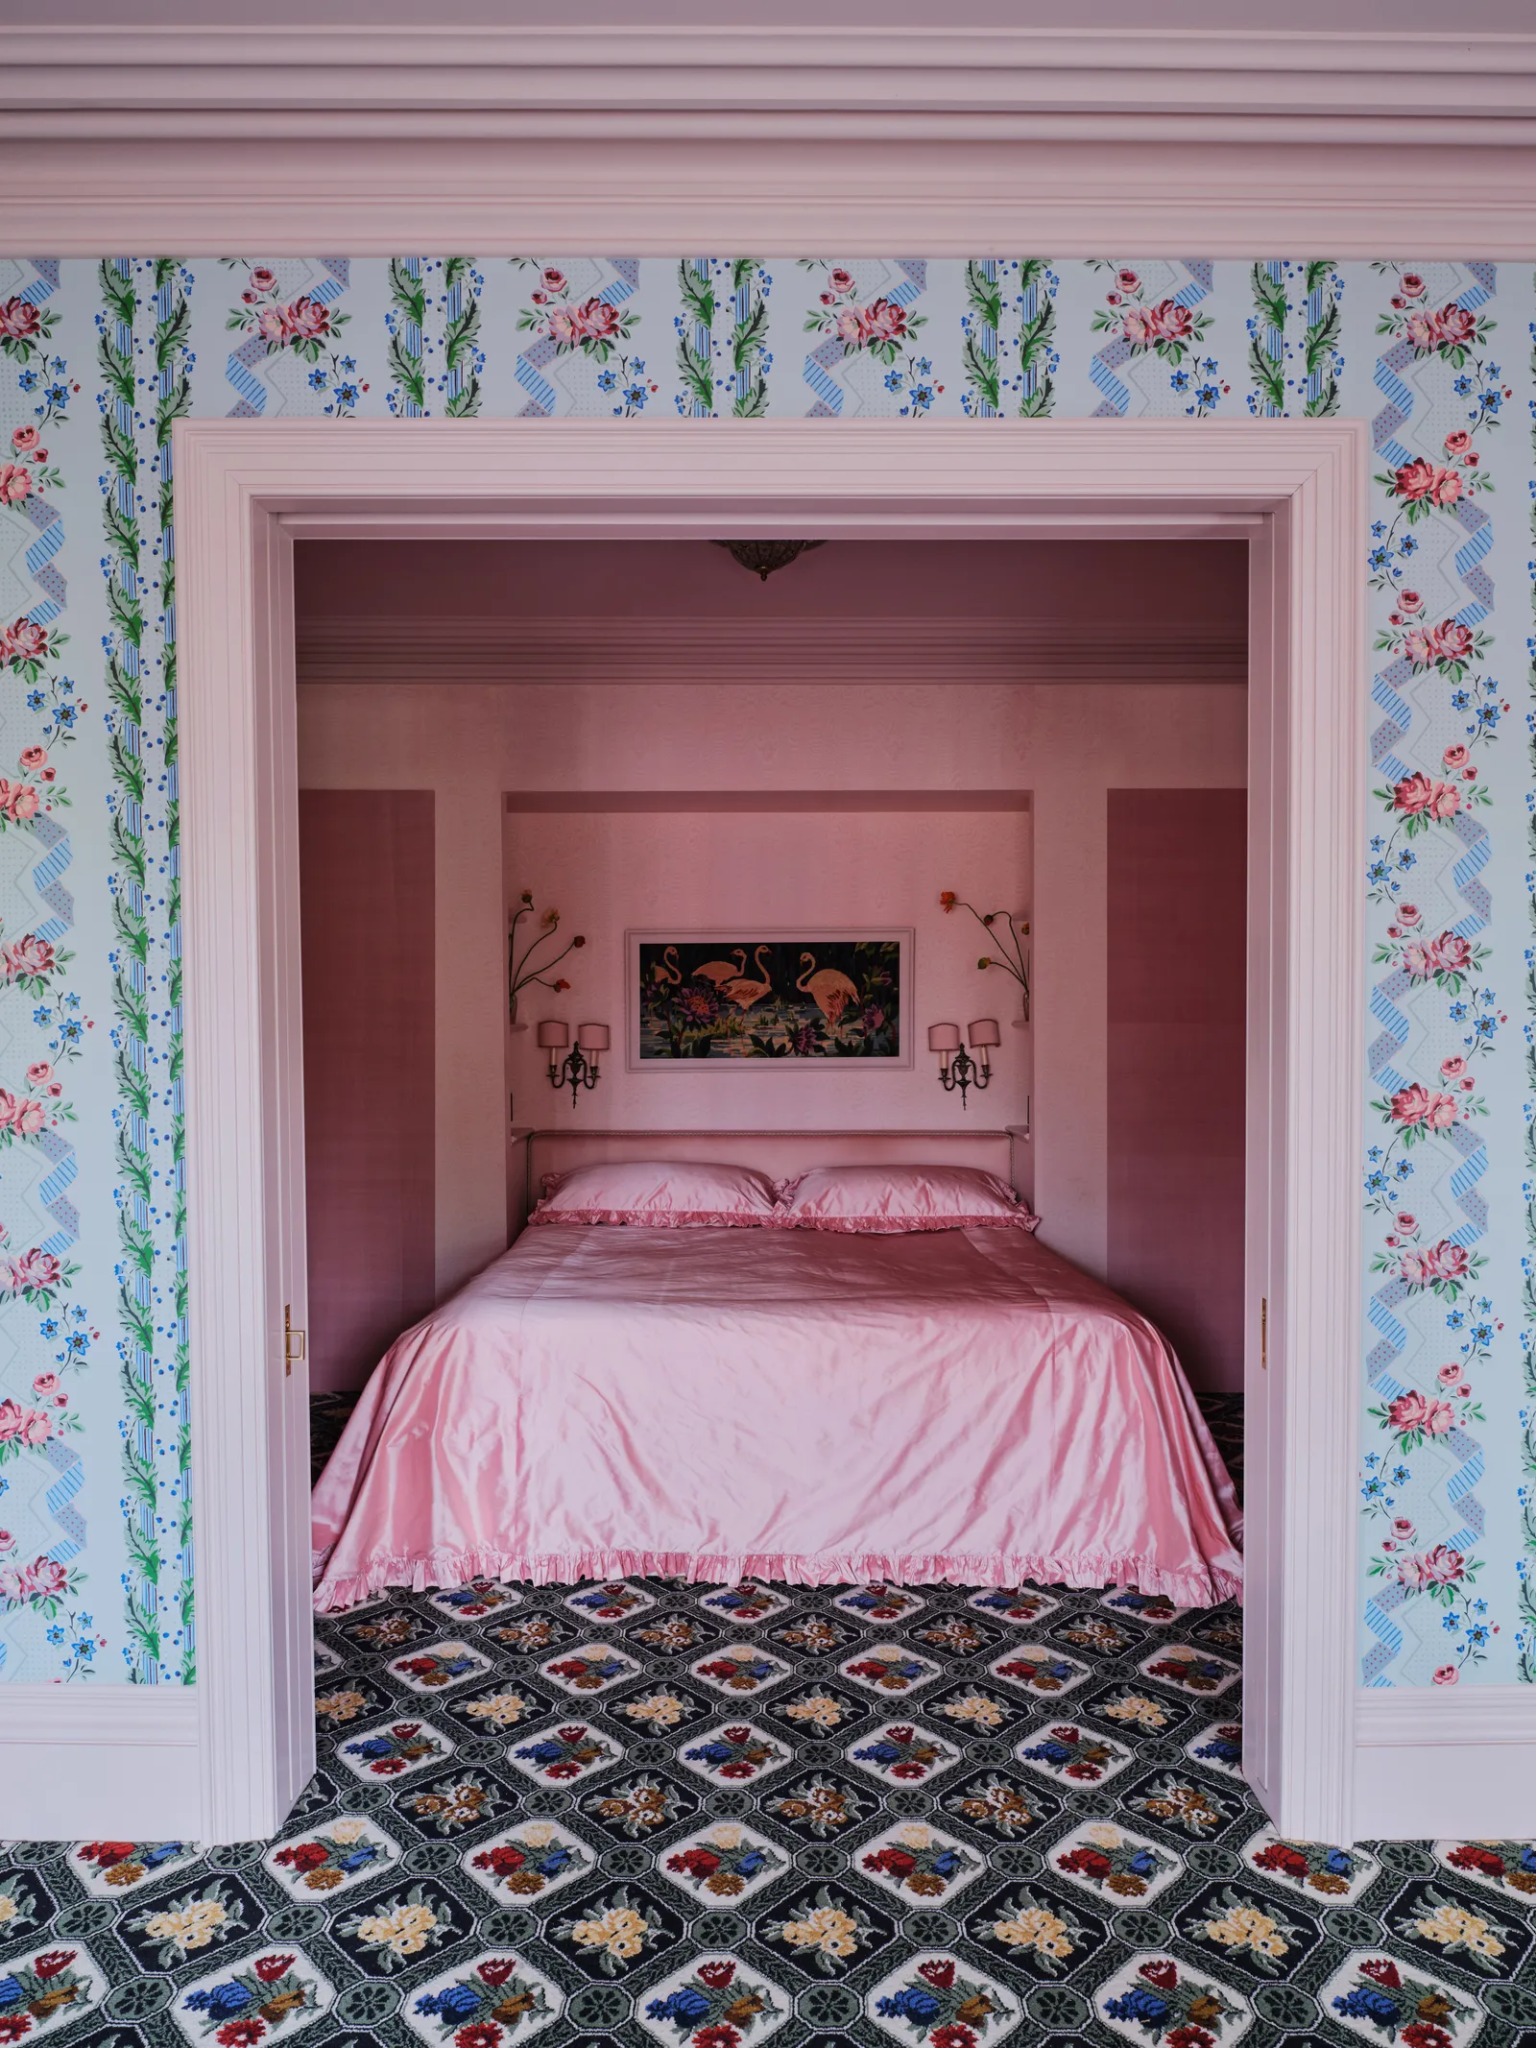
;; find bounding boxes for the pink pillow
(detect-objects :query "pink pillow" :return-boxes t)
[774,1164,1039,1233]
[529,1159,780,1228]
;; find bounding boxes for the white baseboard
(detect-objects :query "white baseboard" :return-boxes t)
[0,1685,201,1839]
[1354,1685,1536,1839]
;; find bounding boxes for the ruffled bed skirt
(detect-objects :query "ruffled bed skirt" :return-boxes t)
[311,1540,1243,1617]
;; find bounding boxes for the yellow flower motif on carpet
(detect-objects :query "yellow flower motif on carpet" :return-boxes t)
[570,1904,651,1962]
[0,1895,16,1927]
[993,1904,1075,1962]
[784,1694,846,1729]
[354,1900,438,1949]
[897,1825,936,1850]
[779,1903,861,1961]
[1204,1902,1289,1961]
[329,1819,368,1844]
[141,1899,229,1953]
[316,1689,370,1723]
[1416,1901,1504,1959]
[936,1692,1006,1731]
[1101,1694,1169,1730]
[354,1901,440,1957]
[705,1826,744,1851]
[620,1692,689,1729]
[464,1693,530,1728]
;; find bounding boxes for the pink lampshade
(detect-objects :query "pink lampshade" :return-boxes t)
[577,1023,610,1052]
[968,1018,1001,1049]
[536,1020,569,1050]
[927,1023,962,1053]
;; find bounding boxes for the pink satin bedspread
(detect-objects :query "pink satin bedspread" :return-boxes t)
[311,1224,1243,1613]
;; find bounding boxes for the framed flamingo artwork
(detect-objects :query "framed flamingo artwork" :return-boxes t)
[627,930,912,1067]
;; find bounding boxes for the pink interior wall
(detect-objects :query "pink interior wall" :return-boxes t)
[299,790,438,1393]
[295,536,1249,1381]
[1106,789,1247,1393]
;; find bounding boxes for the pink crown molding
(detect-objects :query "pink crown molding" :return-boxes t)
[6,23,1536,251]
[295,614,1248,688]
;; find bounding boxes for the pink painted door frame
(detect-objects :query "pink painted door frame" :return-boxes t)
[170,418,1366,1844]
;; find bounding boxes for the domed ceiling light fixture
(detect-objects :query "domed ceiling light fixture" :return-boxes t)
[712,538,827,582]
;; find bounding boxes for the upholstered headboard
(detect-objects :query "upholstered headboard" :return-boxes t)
[517,1127,1029,1221]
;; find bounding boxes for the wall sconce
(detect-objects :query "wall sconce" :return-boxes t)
[929,1019,999,1110]
[539,1021,609,1105]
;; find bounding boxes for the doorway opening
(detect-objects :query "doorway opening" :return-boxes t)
[177,417,1365,1844]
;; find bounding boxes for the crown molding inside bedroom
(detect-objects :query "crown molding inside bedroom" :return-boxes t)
[296,615,1247,687]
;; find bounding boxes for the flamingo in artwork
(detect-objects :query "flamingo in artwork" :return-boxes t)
[796,952,860,1025]
[692,948,748,988]
[649,945,682,986]
[718,944,776,1012]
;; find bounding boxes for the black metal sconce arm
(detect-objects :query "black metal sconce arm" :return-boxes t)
[549,1046,601,1106]
[938,1045,990,1111]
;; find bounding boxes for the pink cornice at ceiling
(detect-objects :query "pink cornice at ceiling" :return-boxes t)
[294,538,1245,624]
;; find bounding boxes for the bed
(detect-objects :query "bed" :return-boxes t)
[311,1142,1242,1613]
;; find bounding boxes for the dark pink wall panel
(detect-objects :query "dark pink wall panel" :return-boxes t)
[300,790,436,1393]
[1106,789,1246,1393]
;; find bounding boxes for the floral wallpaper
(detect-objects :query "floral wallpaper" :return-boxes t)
[0,254,1527,1691]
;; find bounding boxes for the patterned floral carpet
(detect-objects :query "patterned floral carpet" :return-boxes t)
[4,1397,1536,2048]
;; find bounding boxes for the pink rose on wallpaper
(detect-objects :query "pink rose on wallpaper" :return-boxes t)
[860,298,909,346]
[1116,268,1140,290]
[1436,303,1476,347]
[32,1373,59,1399]
[1442,745,1471,775]
[1389,1083,1458,1130]
[1400,272,1426,297]
[1440,1055,1469,1081]
[18,746,46,772]
[10,426,39,454]
[1404,311,1439,351]
[1444,429,1472,457]
[25,1556,68,1598]
[1147,298,1193,342]
[0,1567,28,1605]
[257,306,288,345]
[1121,307,1156,345]
[1432,1664,1459,1685]
[1393,1516,1416,1537]
[834,307,865,346]
[0,298,42,342]
[1397,590,1424,615]
[1427,1240,1470,1281]
[1397,902,1422,927]
[1386,1391,1431,1432]
[0,780,40,823]
[828,268,855,294]
[0,465,33,506]
[1392,772,1460,820]
[1398,1249,1434,1284]
[540,267,567,293]
[570,296,620,342]
[0,1529,13,1553]
[0,1400,51,1446]
[4,935,55,980]
[10,1099,45,1137]
[5,620,49,663]
[1393,457,1462,508]
[1430,932,1472,974]
[25,1062,51,1088]
[250,266,277,293]
[1401,627,1437,665]
[6,1249,61,1292]
[283,295,332,343]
